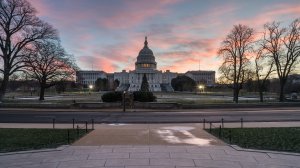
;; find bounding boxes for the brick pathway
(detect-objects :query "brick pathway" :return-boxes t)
[1,145,300,168]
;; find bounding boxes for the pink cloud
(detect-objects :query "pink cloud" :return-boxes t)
[98,0,180,29]
[78,56,119,72]
[29,0,50,16]
[28,1,300,75]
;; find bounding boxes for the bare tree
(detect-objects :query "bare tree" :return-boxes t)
[218,24,254,103]
[0,0,57,100]
[24,41,77,100]
[254,46,274,102]
[262,19,300,101]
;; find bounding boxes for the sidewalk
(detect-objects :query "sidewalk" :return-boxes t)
[1,145,300,168]
[1,121,300,129]
[1,123,300,167]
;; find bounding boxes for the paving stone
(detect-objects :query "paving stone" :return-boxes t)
[252,153,271,161]
[150,146,187,152]
[267,153,300,161]
[0,153,31,161]
[30,151,75,158]
[254,157,300,167]
[150,158,195,166]
[224,149,267,156]
[101,145,134,148]
[42,154,88,163]
[113,147,149,153]
[68,146,100,150]
[7,162,59,168]
[57,159,106,168]
[240,162,295,168]
[88,153,129,159]
[194,159,242,168]
[105,158,149,166]
[210,153,257,163]
[130,152,170,158]
[0,157,43,167]
[170,152,211,159]
[177,167,205,168]
[126,166,175,168]
[73,148,113,155]
[187,148,226,155]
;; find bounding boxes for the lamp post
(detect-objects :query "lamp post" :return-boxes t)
[198,84,205,93]
[123,91,126,112]
[89,85,93,95]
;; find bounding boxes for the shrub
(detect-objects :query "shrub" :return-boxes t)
[133,91,156,102]
[101,91,122,102]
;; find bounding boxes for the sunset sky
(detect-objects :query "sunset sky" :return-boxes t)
[30,0,300,75]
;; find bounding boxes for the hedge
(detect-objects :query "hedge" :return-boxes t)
[101,91,122,102]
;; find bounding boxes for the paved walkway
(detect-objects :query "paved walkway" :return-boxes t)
[1,145,300,168]
[73,124,224,146]
[1,123,300,167]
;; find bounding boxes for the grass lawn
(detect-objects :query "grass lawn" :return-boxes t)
[0,128,90,153]
[207,127,300,153]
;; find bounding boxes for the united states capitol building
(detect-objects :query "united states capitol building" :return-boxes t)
[76,37,215,91]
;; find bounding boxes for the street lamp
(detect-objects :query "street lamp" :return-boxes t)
[198,84,205,93]
[88,85,93,95]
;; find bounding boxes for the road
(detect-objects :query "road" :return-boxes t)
[0,107,300,123]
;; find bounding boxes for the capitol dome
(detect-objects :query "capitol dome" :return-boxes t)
[135,37,157,70]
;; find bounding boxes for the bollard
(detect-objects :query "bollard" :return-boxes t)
[72,118,75,129]
[221,118,224,128]
[229,130,232,144]
[52,118,55,129]
[67,130,70,144]
[76,125,79,138]
[241,118,243,128]
[92,119,94,130]
[209,122,212,133]
[203,119,206,129]
[85,121,88,133]
[219,125,222,138]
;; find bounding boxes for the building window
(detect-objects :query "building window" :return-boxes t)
[141,64,151,68]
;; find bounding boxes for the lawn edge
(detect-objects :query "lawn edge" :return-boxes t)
[0,145,69,156]
[230,145,300,156]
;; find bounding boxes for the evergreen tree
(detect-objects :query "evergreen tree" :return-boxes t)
[140,74,149,92]
[95,78,108,91]
[171,75,196,91]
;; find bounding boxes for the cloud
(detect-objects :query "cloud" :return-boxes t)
[77,55,120,72]
[98,0,181,29]
[29,0,300,74]
[29,0,50,16]
[236,3,300,29]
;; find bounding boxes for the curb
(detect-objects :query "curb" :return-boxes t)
[0,145,69,156]
[230,145,300,156]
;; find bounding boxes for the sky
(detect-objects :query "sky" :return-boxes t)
[29,0,300,75]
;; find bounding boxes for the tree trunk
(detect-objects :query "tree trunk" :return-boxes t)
[39,84,46,101]
[0,72,10,101]
[233,87,239,103]
[259,89,264,102]
[279,83,285,102]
